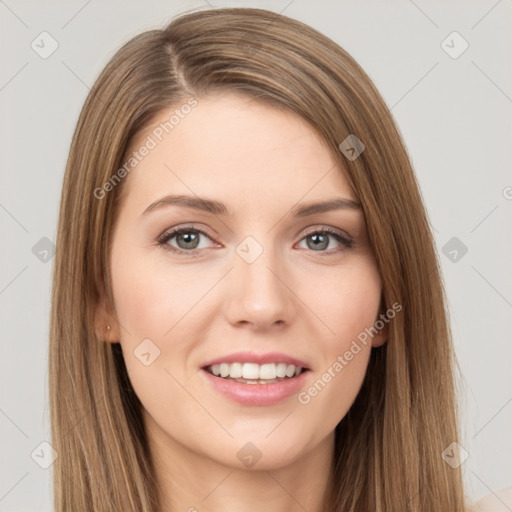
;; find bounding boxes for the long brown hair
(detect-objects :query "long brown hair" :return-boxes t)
[50,7,468,511]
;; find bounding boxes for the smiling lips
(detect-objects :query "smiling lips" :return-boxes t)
[200,351,311,405]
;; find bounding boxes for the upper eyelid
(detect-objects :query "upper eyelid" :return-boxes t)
[159,223,349,237]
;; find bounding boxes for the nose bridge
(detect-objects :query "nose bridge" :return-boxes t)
[225,233,294,327]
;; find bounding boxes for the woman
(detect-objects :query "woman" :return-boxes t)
[49,7,488,511]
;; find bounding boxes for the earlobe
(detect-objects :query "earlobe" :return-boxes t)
[93,278,121,343]
[94,302,120,343]
[371,305,389,348]
[371,331,387,348]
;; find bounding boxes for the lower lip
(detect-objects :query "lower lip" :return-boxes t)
[200,368,310,406]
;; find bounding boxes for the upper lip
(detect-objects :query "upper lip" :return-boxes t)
[201,351,311,370]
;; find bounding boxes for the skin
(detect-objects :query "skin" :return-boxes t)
[96,92,387,512]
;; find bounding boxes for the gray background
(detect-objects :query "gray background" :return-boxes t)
[1,0,511,510]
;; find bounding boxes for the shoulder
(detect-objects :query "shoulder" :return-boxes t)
[470,487,512,512]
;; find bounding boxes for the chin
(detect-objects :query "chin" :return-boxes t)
[206,429,317,471]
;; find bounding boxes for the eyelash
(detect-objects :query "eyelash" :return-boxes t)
[157,225,354,257]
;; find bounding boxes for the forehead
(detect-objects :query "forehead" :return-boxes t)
[120,92,356,213]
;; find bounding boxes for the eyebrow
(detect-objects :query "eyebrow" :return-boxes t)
[142,194,362,217]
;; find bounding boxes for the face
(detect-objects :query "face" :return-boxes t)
[97,92,386,471]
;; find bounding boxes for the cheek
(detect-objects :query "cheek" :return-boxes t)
[301,257,382,344]
[111,250,198,345]
[297,343,371,444]
[294,259,381,421]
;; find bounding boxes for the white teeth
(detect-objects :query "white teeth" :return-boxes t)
[207,362,304,380]
[219,363,230,378]
[259,363,276,380]
[242,363,260,379]
[276,363,287,378]
[285,364,295,377]
[229,362,243,378]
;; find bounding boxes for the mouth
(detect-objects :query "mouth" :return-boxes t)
[199,357,312,406]
[202,362,310,385]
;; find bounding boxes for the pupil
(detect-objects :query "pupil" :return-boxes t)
[308,233,328,251]
[178,231,199,249]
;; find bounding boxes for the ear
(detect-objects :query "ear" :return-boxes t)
[94,279,121,344]
[371,302,389,348]
[371,326,387,348]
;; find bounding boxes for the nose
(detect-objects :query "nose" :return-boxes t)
[223,246,296,330]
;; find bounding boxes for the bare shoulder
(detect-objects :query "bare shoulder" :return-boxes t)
[470,487,512,512]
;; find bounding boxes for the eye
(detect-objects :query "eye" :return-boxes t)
[296,227,354,255]
[157,225,354,256]
[158,226,215,255]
